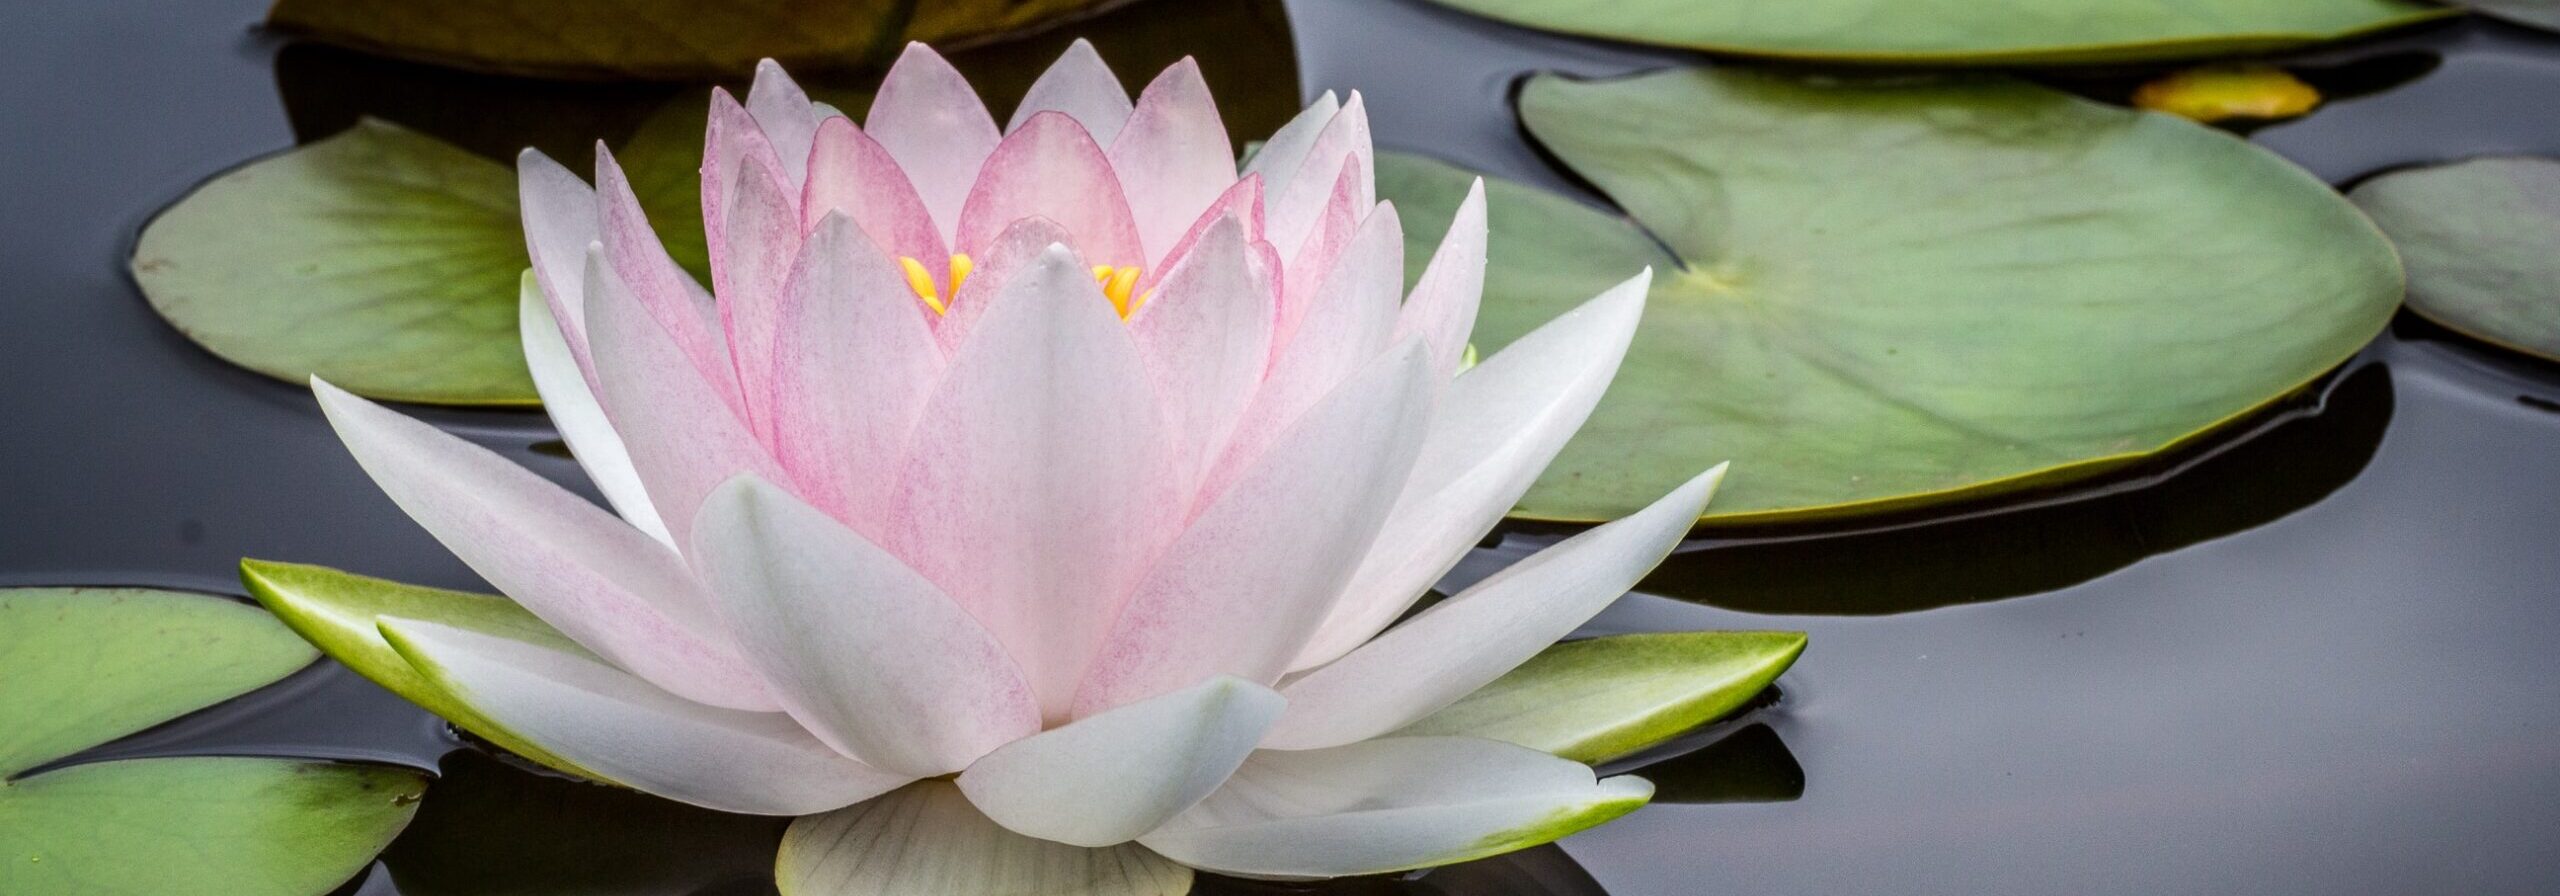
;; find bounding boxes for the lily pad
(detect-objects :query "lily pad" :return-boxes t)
[133,119,538,406]
[1395,632,1806,763]
[2350,156,2560,361]
[1378,68,2403,524]
[1417,0,2452,64]
[266,0,1111,81]
[0,588,426,896]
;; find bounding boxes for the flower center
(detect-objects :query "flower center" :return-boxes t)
[897,254,1148,319]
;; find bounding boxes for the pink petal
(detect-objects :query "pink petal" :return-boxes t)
[520,275,670,547]
[312,379,774,711]
[1276,158,1365,347]
[866,42,1001,245]
[802,116,948,266]
[583,248,786,556]
[1265,92,1371,262]
[692,476,1041,776]
[1109,58,1234,263]
[768,213,944,538]
[955,111,1146,268]
[1126,215,1274,496]
[713,147,802,445]
[893,245,1175,722]
[932,215,1074,355]
[1073,340,1434,717]
[594,144,736,408]
[1203,202,1404,503]
[1140,173,1264,293]
[746,59,821,186]
[1007,39,1132,143]
[516,148,598,361]
[1395,178,1487,380]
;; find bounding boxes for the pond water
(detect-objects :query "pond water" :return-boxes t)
[3,0,2557,893]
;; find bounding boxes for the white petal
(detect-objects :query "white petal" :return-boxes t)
[1008,39,1132,142]
[1242,91,1339,198]
[312,378,770,711]
[1124,214,1273,492]
[748,58,821,186]
[1264,465,1722,751]
[867,42,1002,245]
[1265,93,1372,262]
[959,676,1282,847]
[1074,341,1434,716]
[1396,177,1488,380]
[518,272,670,547]
[691,475,1040,777]
[1292,271,1652,669]
[1139,736,1652,880]
[892,244,1175,721]
[781,781,1191,896]
[516,148,598,350]
[584,249,785,555]
[379,617,905,816]
[766,212,943,536]
[1110,58,1234,262]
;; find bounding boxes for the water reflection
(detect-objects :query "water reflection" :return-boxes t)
[1632,362,2394,614]
[379,747,1624,896]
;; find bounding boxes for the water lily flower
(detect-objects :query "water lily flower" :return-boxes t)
[297,42,1730,891]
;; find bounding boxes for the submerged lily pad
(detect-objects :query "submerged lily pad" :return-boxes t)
[2350,156,2560,361]
[133,119,537,405]
[0,588,426,896]
[2131,66,2324,123]
[1418,0,2452,64]
[1396,632,1806,764]
[1379,69,2403,524]
[266,0,1111,81]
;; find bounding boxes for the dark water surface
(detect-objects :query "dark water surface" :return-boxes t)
[4,0,2558,893]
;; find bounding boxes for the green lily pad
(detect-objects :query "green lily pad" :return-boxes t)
[133,119,538,406]
[240,560,601,779]
[2350,156,2560,361]
[266,0,1111,81]
[0,588,426,896]
[1378,69,2404,524]
[1395,632,1806,764]
[1417,0,2453,64]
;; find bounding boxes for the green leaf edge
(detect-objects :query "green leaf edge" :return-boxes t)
[240,560,603,780]
[2349,155,2560,363]
[1396,631,1808,764]
[0,756,429,896]
[1419,1,2457,66]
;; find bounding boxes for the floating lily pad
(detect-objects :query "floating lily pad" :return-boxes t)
[1418,0,2452,64]
[1395,632,1806,763]
[266,0,1111,81]
[0,588,426,896]
[2350,156,2560,361]
[1379,69,2403,524]
[133,119,538,406]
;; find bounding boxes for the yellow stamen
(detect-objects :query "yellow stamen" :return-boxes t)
[898,256,948,315]
[1102,266,1142,318]
[948,254,974,297]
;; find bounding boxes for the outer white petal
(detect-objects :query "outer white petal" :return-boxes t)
[312,378,771,711]
[1263,465,1722,751]
[1292,271,1652,669]
[691,475,1040,777]
[1137,736,1652,880]
[516,148,598,351]
[1395,177,1488,380]
[1008,38,1132,142]
[519,273,670,547]
[747,58,821,185]
[378,618,906,816]
[866,42,1002,245]
[781,781,1191,896]
[1074,341,1434,716]
[959,676,1282,848]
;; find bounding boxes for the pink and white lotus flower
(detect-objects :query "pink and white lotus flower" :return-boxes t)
[296,42,1729,890]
